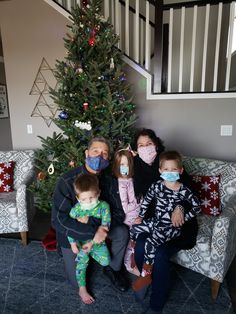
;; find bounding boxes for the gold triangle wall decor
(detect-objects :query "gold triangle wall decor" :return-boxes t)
[29,58,58,127]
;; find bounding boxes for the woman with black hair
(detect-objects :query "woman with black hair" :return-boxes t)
[132,128,198,314]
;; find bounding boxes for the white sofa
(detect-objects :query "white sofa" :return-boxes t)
[0,150,35,245]
[172,156,236,299]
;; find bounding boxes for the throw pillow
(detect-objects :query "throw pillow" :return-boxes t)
[191,175,221,216]
[0,161,15,193]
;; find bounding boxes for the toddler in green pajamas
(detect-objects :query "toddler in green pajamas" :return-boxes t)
[67,173,111,304]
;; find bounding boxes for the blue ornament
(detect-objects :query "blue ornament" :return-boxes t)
[59,111,68,120]
[119,74,126,81]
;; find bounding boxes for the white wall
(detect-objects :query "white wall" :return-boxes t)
[0,0,68,149]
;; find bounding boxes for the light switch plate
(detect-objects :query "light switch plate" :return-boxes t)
[27,124,33,134]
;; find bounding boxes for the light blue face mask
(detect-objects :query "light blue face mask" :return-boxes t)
[160,171,180,182]
[120,165,129,176]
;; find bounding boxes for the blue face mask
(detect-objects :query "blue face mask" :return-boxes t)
[120,165,129,176]
[86,155,109,171]
[160,171,180,182]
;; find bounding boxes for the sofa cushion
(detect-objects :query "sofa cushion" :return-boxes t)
[183,157,236,209]
[192,175,221,216]
[0,161,14,193]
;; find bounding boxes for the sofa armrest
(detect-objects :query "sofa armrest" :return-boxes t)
[209,193,236,282]
[16,169,35,188]
[15,184,28,231]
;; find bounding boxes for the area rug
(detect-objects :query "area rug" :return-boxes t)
[0,238,233,314]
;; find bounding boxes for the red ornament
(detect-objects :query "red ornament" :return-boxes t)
[83,102,89,111]
[88,37,96,47]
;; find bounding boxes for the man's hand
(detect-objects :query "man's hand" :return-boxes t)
[134,217,143,224]
[93,226,108,244]
[82,241,93,253]
[171,206,184,227]
[77,216,89,224]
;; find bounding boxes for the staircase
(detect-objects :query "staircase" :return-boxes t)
[44,0,236,99]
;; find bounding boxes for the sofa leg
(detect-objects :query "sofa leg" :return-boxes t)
[20,231,28,245]
[211,279,220,300]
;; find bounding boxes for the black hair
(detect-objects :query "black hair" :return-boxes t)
[132,128,165,153]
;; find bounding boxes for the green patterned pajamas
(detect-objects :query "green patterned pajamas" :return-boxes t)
[68,200,111,287]
[73,241,110,286]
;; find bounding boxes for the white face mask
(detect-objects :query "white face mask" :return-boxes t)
[137,145,157,164]
[80,199,99,210]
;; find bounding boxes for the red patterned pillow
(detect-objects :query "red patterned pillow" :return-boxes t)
[191,175,221,216]
[0,161,15,193]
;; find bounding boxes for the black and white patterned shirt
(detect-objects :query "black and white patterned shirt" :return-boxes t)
[139,180,201,226]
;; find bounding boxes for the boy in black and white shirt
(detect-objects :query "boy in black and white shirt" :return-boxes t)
[130,150,201,291]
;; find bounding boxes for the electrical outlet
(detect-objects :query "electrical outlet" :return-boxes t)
[220,125,233,136]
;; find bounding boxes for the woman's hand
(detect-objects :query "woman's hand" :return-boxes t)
[171,206,184,227]
[93,225,108,244]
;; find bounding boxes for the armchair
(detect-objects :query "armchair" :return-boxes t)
[171,156,236,299]
[0,150,35,245]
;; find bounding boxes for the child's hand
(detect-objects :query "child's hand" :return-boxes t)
[82,241,93,253]
[93,226,108,244]
[171,206,184,227]
[77,216,89,224]
[134,217,143,224]
[70,242,79,254]
[102,225,109,232]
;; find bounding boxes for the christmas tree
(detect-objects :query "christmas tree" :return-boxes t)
[31,0,137,212]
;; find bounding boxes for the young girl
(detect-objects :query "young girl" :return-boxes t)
[112,149,140,276]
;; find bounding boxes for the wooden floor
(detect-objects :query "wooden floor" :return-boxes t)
[1,210,236,313]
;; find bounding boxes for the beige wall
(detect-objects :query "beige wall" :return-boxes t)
[0,0,236,163]
[126,64,236,162]
[0,28,12,150]
[0,0,68,149]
